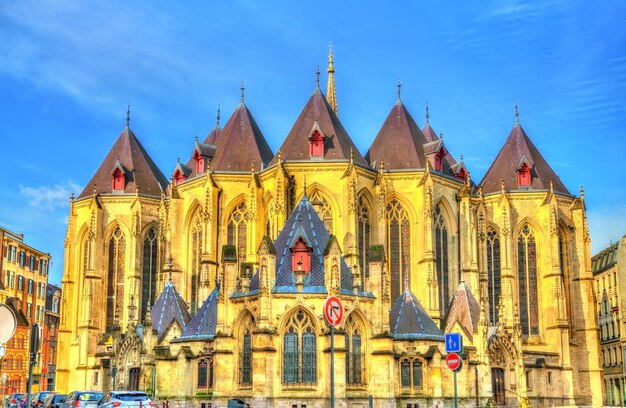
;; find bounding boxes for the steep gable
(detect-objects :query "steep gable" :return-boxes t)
[176,286,219,341]
[151,280,191,342]
[444,282,481,340]
[389,289,444,341]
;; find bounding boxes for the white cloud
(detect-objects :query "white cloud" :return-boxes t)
[588,204,626,255]
[19,181,81,210]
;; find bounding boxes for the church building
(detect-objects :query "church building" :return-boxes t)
[57,50,603,407]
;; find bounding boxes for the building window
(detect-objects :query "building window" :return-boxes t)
[240,329,253,386]
[227,202,250,265]
[28,279,34,294]
[559,230,572,326]
[357,197,371,286]
[525,370,532,390]
[400,358,423,390]
[386,199,410,302]
[518,225,539,336]
[141,228,158,319]
[283,309,317,385]
[106,227,126,329]
[487,229,501,325]
[309,191,333,234]
[197,357,214,389]
[19,251,25,267]
[190,216,203,314]
[345,314,364,386]
[18,275,24,290]
[434,206,450,318]
[27,302,32,318]
[29,256,35,270]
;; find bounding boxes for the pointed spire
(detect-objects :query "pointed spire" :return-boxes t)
[514,100,520,127]
[126,104,131,128]
[397,78,401,101]
[326,43,338,116]
[216,104,221,128]
[240,81,245,103]
[425,102,430,125]
[316,65,320,88]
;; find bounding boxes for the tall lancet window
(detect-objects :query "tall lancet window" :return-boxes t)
[309,191,333,233]
[487,229,501,325]
[282,310,317,385]
[518,225,539,336]
[357,197,371,287]
[558,229,573,327]
[106,227,126,329]
[239,315,254,386]
[190,216,203,314]
[141,228,158,319]
[227,202,250,264]
[386,199,410,301]
[434,206,450,318]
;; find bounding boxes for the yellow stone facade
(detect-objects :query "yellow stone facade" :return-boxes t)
[57,68,603,407]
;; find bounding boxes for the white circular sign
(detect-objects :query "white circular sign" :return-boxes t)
[323,296,344,327]
[0,304,17,343]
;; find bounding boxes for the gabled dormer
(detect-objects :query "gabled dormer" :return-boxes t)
[111,159,127,192]
[516,153,532,188]
[192,139,217,175]
[450,157,468,182]
[308,121,325,159]
[289,229,313,274]
[173,159,192,186]
[424,138,447,172]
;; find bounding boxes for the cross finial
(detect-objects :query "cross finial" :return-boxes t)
[425,102,430,125]
[514,100,519,125]
[241,81,245,103]
[168,255,174,281]
[216,104,221,127]
[126,104,131,127]
[195,134,198,142]
[397,78,401,100]
[460,154,464,161]
[316,65,320,88]
[439,131,443,140]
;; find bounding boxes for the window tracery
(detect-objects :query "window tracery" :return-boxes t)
[283,310,317,385]
[106,227,126,330]
[227,202,251,264]
[142,228,158,318]
[386,199,410,301]
[239,315,254,386]
[400,357,423,390]
[487,229,501,325]
[434,206,449,318]
[309,191,333,233]
[345,314,364,386]
[190,216,203,314]
[357,197,371,288]
[197,357,214,389]
[518,224,539,336]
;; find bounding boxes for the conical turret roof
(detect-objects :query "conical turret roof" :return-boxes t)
[479,123,570,194]
[176,285,219,341]
[390,288,444,341]
[444,282,480,339]
[269,88,367,166]
[208,103,273,172]
[151,279,191,341]
[78,126,167,198]
[366,101,430,170]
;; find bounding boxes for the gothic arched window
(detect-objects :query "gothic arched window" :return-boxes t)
[518,225,539,336]
[386,199,410,301]
[357,197,371,288]
[400,357,423,390]
[190,216,203,314]
[142,228,158,318]
[197,357,214,389]
[345,315,364,386]
[309,191,333,233]
[227,202,250,264]
[106,227,126,329]
[239,315,254,386]
[558,229,573,328]
[434,206,450,318]
[487,229,501,325]
[283,310,317,385]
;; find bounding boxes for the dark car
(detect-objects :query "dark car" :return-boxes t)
[43,394,66,408]
[6,394,25,408]
[60,393,103,408]
[32,393,52,408]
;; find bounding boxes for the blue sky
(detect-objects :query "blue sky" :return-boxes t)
[1,1,625,285]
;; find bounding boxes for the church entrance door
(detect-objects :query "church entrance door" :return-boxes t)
[128,367,140,391]
[492,368,505,405]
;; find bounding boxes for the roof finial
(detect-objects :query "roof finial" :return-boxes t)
[195,134,198,142]
[514,100,520,126]
[425,101,430,125]
[167,255,174,281]
[316,65,320,88]
[303,175,308,197]
[397,78,401,100]
[580,185,584,200]
[439,131,444,140]
[216,104,221,127]
[240,81,245,103]
[327,43,338,116]
[126,104,131,128]
[460,154,464,161]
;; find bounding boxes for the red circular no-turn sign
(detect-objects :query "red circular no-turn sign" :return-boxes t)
[323,296,344,327]
[446,352,462,371]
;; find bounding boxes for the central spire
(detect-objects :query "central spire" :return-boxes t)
[326,44,338,116]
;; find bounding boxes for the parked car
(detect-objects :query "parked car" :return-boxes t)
[6,394,25,408]
[31,392,52,408]
[43,394,66,408]
[61,392,103,408]
[97,392,154,408]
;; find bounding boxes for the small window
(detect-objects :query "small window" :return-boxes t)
[525,370,532,390]
[547,371,552,384]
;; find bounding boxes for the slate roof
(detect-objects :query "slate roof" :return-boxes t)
[444,282,481,340]
[208,103,273,172]
[78,126,168,199]
[366,101,430,170]
[269,87,367,166]
[181,138,217,180]
[422,123,458,172]
[176,285,219,341]
[273,193,353,293]
[479,123,570,195]
[389,289,444,341]
[150,279,191,341]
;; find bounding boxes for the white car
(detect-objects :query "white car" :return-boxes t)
[97,392,154,408]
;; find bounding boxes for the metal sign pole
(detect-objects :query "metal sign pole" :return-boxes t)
[330,324,334,408]
[453,369,458,408]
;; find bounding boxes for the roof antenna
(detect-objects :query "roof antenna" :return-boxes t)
[240,81,245,103]
[126,104,131,128]
[316,65,320,88]
[514,100,520,126]
[216,104,221,128]
[397,78,401,100]
[425,102,430,125]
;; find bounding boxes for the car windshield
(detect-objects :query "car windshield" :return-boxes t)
[115,394,148,402]
[77,394,102,402]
